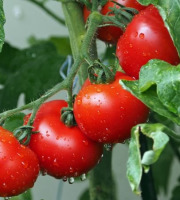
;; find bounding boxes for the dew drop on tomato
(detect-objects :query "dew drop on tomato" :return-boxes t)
[68,177,74,184]
[80,173,86,181]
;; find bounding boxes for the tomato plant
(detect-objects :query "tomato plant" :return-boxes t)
[0,126,39,197]
[116,5,180,79]
[74,72,149,143]
[26,100,103,179]
[1,0,180,200]
[83,0,146,44]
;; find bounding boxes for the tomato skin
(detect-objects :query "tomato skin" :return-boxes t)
[116,5,180,79]
[0,127,39,197]
[83,0,146,44]
[28,100,103,178]
[74,72,149,143]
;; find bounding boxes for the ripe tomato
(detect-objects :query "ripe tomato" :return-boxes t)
[0,127,39,197]
[83,0,146,44]
[27,100,103,179]
[74,72,149,143]
[116,5,180,79]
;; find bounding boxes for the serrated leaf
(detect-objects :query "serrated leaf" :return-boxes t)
[3,113,25,132]
[0,42,65,111]
[127,123,169,194]
[138,60,180,116]
[0,0,5,52]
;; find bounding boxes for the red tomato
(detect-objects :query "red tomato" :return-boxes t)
[0,127,39,197]
[27,100,103,178]
[83,0,146,43]
[74,72,149,143]
[116,5,180,79]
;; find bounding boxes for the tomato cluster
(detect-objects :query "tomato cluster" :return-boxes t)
[1,1,180,198]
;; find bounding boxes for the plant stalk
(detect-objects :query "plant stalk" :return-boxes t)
[140,133,158,200]
[89,149,117,200]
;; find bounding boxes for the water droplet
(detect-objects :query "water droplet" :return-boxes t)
[68,177,74,184]
[124,50,128,54]
[81,174,86,181]
[63,176,67,182]
[4,197,10,200]
[77,114,81,119]
[77,99,81,105]
[69,167,74,173]
[21,161,28,168]
[96,88,101,93]
[2,183,7,188]
[31,53,36,58]
[139,33,144,39]
[104,143,113,151]
[135,32,138,37]
[129,43,133,48]
[82,140,89,146]
[41,170,47,176]
[142,52,147,57]
[53,158,59,167]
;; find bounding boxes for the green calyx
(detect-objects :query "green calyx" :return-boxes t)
[102,1,139,31]
[61,107,76,127]
[88,60,116,84]
[13,125,36,145]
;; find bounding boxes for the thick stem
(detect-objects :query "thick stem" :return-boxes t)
[61,1,88,85]
[89,149,117,200]
[140,133,158,200]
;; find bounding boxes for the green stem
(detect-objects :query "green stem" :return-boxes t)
[61,1,88,85]
[89,150,117,200]
[25,0,66,26]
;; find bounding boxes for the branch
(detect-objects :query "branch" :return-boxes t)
[25,0,66,26]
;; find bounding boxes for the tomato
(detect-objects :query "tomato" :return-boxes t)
[74,72,149,143]
[116,5,180,79]
[27,100,103,179]
[83,0,146,44]
[0,127,39,197]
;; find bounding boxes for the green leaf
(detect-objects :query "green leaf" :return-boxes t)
[79,188,90,200]
[139,60,180,116]
[0,43,20,84]
[0,0,5,52]
[0,42,65,111]
[3,113,25,132]
[170,178,180,200]
[137,0,159,6]
[120,81,180,126]
[127,123,169,194]
[11,189,32,200]
[137,0,180,56]
[49,36,72,56]
[28,36,72,56]
[152,143,174,194]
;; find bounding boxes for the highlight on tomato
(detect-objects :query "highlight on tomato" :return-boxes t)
[0,126,39,197]
[26,100,103,179]
[116,5,180,79]
[83,0,146,44]
[73,71,149,144]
